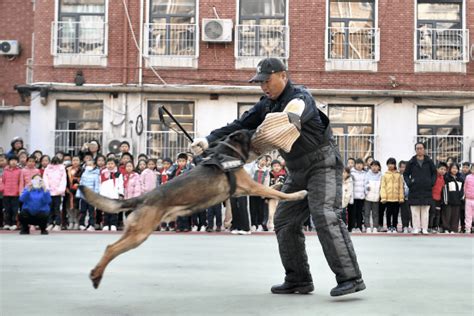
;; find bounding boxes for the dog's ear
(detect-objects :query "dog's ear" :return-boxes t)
[228,130,246,142]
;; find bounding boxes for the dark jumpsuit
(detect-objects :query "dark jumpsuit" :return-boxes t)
[207,81,362,284]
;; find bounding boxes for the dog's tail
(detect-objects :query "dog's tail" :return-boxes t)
[78,186,141,213]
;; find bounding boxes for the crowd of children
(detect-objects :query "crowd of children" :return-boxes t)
[0,136,473,235]
[342,154,474,234]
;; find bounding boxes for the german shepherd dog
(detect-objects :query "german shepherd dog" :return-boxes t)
[79,130,308,289]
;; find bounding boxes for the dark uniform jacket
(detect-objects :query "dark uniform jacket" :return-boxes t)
[207,81,331,171]
[403,155,436,205]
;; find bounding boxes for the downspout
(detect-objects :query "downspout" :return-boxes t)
[138,0,144,86]
[137,0,145,154]
[122,0,129,84]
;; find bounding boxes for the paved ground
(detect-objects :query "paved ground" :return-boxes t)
[0,231,473,316]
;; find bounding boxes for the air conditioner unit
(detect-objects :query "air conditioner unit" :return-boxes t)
[0,40,20,55]
[202,19,233,43]
[107,139,133,155]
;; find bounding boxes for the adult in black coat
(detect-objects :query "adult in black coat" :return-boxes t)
[403,142,436,234]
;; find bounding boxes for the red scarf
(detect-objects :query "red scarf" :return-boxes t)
[271,169,286,179]
[160,167,169,184]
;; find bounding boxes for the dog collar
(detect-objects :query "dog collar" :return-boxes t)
[218,141,247,162]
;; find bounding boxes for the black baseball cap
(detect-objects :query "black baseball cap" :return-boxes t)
[249,58,286,83]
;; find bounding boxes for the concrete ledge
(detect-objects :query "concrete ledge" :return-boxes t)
[415,61,467,73]
[15,83,474,99]
[325,60,378,72]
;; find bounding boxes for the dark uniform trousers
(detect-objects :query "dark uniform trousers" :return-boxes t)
[274,144,362,284]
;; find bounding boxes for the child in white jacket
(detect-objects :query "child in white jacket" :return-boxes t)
[363,161,382,233]
[350,159,366,232]
[100,158,124,231]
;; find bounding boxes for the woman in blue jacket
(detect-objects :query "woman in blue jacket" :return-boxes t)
[19,174,51,234]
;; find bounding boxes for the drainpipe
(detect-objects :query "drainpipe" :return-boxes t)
[122,0,129,84]
[138,0,144,86]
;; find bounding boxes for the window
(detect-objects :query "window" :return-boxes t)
[236,0,288,58]
[147,101,194,158]
[416,0,466,61]
[146,0,197,56]
[55,100,103,154]
[327,0,377,60]
[328,105,375,162]
[56,100,103,130]
[417,106,463,163]
[54,0,107,55]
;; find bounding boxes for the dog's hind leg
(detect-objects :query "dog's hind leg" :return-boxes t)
[90,206,162,289]
[234,169,308,201]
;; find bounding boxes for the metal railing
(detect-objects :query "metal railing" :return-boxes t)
[146,131,195,159]
[415,28,469,62]
[53,130,104,155]
[327,27,380,60]
[51,21,108,55]
[235,24,289,58]
[333,134,376,163]
[144,23,198,57]
[416,135,465,164]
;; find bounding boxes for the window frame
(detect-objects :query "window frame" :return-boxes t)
[146,100,195,159]
[328,104,375,134]
[416,106,463,135]
[236,0,289,58]
[147,100,195,133]
[147,0,198,56]
[414,0,465,61]
[56,99,104,130]
[55,0,108,56]
[327,0,377,60]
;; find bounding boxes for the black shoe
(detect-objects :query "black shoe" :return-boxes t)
[330,278,366,297]
[19,229,30,235]
[206,227,213,232]
[271,281,314,294]
[215,226,222,232]
[41,230,49,235]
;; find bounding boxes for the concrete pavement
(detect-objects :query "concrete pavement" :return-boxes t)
[1,231,473,316]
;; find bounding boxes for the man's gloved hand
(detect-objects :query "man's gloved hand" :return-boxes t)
[190,137,209,155]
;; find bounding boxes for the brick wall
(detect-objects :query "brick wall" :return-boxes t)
[0,0,34,106]
[3,0,473,107]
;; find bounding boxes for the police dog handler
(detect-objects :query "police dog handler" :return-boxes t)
[191,58,365,296]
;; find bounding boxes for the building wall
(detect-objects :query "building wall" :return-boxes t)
[2,0,471,163]
[0,0,34,106]
[30,91,473,165]
[27,0,473,90]
[0,110,30,153]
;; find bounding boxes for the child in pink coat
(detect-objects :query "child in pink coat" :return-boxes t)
[123,161,143,223]
[20,155,40,192]
[2,156,22,230]
[124,161,143,199]
[140,159,158,193]
[43,156,67,231]
[464,165,474,234]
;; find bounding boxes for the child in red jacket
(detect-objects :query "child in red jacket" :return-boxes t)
[430,162,447,233]
[2,156,22,230]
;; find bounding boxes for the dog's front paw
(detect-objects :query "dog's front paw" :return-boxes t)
[288,190,307,200]
[90,268,103,289]
[297,190,308,199]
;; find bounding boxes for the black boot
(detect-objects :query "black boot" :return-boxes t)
[19,226,30,235]
[271,281,314,294]
[330,278,366,297]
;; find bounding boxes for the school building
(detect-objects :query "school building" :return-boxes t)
[1,0,473,165]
